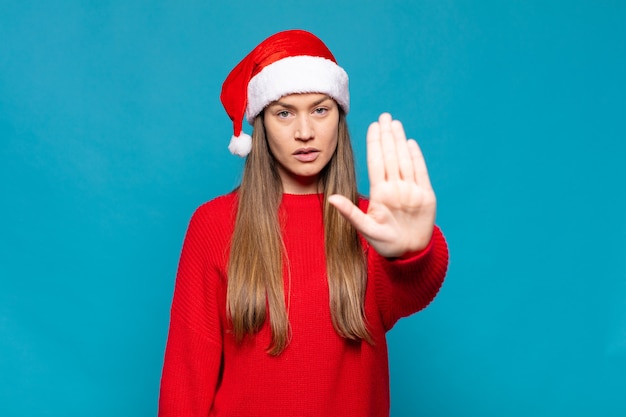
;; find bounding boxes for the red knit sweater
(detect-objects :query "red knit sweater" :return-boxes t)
[159,192,448,417]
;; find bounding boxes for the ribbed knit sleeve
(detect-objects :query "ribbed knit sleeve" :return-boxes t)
[370,225,449,331]
[159,197,233,417]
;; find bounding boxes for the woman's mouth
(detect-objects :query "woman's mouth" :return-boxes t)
[293,148,320,162]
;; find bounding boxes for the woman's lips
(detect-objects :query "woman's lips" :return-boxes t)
[293,148,320,162]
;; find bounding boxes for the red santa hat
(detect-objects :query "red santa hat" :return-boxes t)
[220,29,350,157]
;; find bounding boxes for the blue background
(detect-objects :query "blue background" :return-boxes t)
[1,1,625,416]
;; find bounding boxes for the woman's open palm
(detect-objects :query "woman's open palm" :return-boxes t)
[328,113,437,258]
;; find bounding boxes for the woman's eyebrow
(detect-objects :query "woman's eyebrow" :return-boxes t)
[311,95,332,106]
[270,100,296,109]
[270,95,332,109]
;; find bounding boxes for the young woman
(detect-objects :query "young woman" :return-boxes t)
[159,29,449,417]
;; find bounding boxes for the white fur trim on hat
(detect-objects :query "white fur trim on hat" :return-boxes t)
[245,55,349,123]
[228,132,252,157]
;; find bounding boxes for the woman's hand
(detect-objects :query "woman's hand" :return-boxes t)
[328,113,437,258]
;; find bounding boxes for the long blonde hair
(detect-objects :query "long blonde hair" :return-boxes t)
[227,110,370,355]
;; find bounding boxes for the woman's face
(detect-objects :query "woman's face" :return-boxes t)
[263,93,339,194]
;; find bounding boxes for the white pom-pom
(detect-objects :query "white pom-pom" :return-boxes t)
[228,133,252,157]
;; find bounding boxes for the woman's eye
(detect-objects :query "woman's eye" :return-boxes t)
[314,107,328,115]
[277,110,290,118]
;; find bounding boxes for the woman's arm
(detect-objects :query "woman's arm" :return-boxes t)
[159,207,224,417]
[368,224,449,331]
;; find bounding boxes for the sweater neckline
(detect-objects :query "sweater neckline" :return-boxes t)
[280,193,325,208]
[282,192,323,197]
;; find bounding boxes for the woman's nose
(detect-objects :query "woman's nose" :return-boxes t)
[294,115,314,141]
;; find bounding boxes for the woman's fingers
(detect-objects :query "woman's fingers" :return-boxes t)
[366,121,384,187]
[328,194,374,236]
[378,113,400,182]
[368,113,419,186]
[407,138,433,190]
[391,119,415,183]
